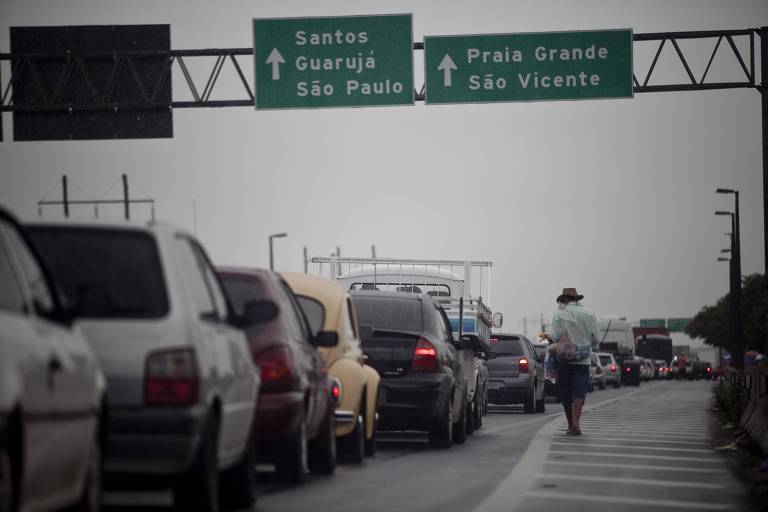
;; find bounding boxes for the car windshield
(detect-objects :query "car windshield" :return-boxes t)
[352,296,422,333]
[489,336,524,356]
[219,274,267,316]
[599,355,613,366]
[296,295,325,336]
[29,227,168,318]
[533,345,547,358]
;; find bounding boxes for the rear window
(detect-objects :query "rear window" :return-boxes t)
[296,295,325,336]
[599,355,613,366]
[29,227,168,318]
[352,296,422,333]
[220,274,266,316]
[489,336,524,356]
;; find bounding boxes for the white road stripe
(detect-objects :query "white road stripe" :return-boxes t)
[543,460,727,473]
[549,450,720,462]
[536,472,725,489]
[550,441,712,453]
[550,435,708,446]
[573,428,709,439]
[524,490,731,510]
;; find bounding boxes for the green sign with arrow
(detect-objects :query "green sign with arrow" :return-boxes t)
[253,14,414,109]
[424,29,633,105]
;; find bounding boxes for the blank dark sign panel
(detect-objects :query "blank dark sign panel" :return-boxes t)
[11,24,172,141]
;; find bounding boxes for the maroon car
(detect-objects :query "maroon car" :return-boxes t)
[218,267,338,483]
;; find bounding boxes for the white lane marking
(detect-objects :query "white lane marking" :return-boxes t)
[550,435,708,446]
[536,472,725,489]
[549,450,720,462]
[479,411,563,435]
[472,389,645,512]
[543,460,727,473]
[550,441,712,453]
[524,491,731,510]
[574,428,709,439]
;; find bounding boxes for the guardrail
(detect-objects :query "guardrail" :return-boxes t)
[739,365,768,453]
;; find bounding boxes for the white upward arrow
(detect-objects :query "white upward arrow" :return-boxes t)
[438,54,457,86]
[266,48,285,80]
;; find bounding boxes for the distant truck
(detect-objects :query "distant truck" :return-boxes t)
[636,334,674,366]
[597,319,634,357]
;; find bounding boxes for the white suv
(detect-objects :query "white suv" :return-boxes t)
[0,207,106,512]
[28,220,260,512]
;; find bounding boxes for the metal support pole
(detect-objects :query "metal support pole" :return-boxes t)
[62,175,69,218]
[303,246,309,274]
[122,174,129,220]
[734,192,743,369]
[269,237,274,271]
[761,27,768,367]
[459,297,464,339]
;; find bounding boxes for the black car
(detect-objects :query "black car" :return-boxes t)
[619,355,642,386]
[486,334,546,413]
[351,291,469,448]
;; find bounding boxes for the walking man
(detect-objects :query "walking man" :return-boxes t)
[546,288,599,435]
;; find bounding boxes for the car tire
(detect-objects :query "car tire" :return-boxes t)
[276,416,308,484]
[452,398,467,444]
[535,387,545,413]
[614,380,621,389]
[473,394,483,429]
[428,396,453,449]
[174,414,219,512]
[523,384,536,414]
[364,412,378,457]
[588,380,594,393]
[466,399,476,436]
[308,405,336,475]
[599,380,606,391]
[0,433,15,512]
[219,429,257,510]
[340,414,364,464]
[71,424,102,512]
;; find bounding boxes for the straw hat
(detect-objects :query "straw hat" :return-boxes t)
[556,287,584,303]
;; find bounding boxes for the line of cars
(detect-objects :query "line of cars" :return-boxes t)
[0,211,392,512]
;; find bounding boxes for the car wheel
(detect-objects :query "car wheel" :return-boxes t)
[174,415,219,512]
[588,380,594,393]
[71,424,102,512]
[599,379,606,390]
[276,416,308,484]
[0,436,15,512]
[466,399,475,436]
[535,385,546,413]
[364,412,378,457]
[452,397,467,444]
[219,428,257,510]
[428,396,453,449]
[614,380,621,389]
[308,405,336,475]
[473,394,483,429]
[482,388,489,416]
[523,383,536,414]
[340,414,364,464]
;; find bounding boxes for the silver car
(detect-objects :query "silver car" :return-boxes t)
[486,334,546,413]
[597,352,622,388]
[28,221,261,511]
[0,207,106,512]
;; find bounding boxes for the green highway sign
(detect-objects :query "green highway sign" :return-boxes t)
[667,318,692,332]
[424,29,632,105]
[640,318,666,328]
[253,14,414,109]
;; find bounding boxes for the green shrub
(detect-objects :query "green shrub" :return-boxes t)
[714,376,749,427]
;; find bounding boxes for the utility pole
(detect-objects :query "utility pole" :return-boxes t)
[303,246,309,274]
[62,175,69,217]
[122,173,129,220]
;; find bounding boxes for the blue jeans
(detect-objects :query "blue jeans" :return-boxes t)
[557,362,590,405]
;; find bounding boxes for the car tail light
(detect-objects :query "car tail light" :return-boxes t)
[610,364,617,372]
[145,349,199,406]
[518,357,530,373]
[254,345,294,390]
[707,367,712,373]
[331,378,342,405]
[625,367,632,373]
[413,338,439,372]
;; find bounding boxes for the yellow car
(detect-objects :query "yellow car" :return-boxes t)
[282,272,381,462]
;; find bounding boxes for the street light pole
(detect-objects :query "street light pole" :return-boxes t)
[716,195,743,369]
[269,233,287,271]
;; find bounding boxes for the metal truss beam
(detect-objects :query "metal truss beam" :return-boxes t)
[0,28,762,112]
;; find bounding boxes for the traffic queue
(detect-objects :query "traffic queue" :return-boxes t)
[0,210,508,512]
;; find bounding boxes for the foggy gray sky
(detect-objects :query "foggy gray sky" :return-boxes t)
[1,0,766,336]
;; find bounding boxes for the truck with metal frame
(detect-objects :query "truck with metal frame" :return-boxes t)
[309,257,502,432]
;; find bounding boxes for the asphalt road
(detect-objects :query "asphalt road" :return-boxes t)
[104,379,746,512]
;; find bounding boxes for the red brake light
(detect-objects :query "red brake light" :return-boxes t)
[145,349,199,406]
[254,345,294,389]
[610,364,617,372]
[518,357,530,373]
[625,367,632,373]
[707,367,712,373]
[413,338,439,372]
[331,378,342,404]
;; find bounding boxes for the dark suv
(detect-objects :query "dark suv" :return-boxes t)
[486,334,546,413]
[351,291,469,448]
[218,268,337,483]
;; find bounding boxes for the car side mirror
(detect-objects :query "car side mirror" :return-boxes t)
[241,300,279,326]
[358,324,374,340]
[313,331,339,348]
